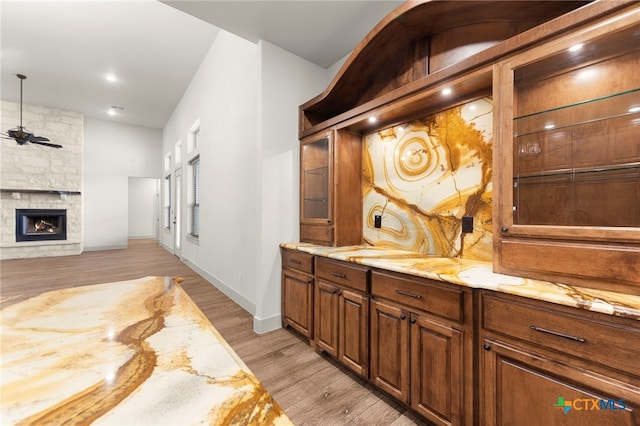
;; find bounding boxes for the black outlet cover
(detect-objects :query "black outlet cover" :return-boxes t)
[462,216,473,233]
[374,215,382,229]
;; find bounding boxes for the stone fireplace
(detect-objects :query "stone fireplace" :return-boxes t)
[1,101,83,259]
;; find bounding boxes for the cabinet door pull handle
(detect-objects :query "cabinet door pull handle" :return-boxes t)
[306,278,313,284]
[483,343,491,351]
[400,314,407,320]
[530,325,586,343]
[410,317,417,324]
[396,290,422,299]
[290,259,301,264]
[501,227,509,233]
[330,272,347,279]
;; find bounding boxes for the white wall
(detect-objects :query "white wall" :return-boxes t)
[162,30,260,314]
[84,118,162,250]
[255,40,329,331]
[162,30,329,333]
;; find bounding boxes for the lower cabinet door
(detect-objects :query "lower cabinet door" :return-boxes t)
[411,313,464,425]
[370,298,410,404]
[315,279,339,356]
[282,268,313,338]
[482,338,640,426]
[338,289,369,378]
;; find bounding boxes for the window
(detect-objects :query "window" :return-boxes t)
[188,156,200,237]
[175,140,182,163]
[188,122,200,153]
[164,175,171,229]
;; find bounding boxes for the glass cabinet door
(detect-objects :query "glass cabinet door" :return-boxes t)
[513,89,640,228]
[494,8,640,294]
[500,16,640,241]
[301,133,331,222]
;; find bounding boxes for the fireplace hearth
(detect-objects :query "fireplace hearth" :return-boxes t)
[16,209,67,242]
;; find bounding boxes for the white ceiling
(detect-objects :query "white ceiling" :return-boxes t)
[1,0,403,130]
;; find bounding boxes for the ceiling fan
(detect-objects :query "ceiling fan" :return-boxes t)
[2,74,62,149]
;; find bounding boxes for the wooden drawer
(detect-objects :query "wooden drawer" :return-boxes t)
[316,257,369,292]
[371,271,464,323]
[482,293,640,375]
[281,248,313,274]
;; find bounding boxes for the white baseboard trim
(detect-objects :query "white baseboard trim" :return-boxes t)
[83,244,128,252]
[183,260,256,316]
[253,314,282,334]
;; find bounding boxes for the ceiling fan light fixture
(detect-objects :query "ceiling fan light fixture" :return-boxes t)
[1,74,62,149]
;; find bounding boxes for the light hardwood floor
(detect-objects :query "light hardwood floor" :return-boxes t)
[1,239,426,425]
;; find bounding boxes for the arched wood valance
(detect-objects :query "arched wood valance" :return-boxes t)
[299,0,592,137]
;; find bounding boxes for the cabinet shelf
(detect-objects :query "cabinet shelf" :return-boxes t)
[514,162,640,181]
[304,166,329,176]
[514,88,640,138]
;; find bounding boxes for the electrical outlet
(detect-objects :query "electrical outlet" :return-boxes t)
[374,215,382,229]
[462,216,473,233]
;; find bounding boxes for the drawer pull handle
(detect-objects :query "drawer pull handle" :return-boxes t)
[330,272,347,279]
[396,290,422,299]
[290,259,301,264]
[306,278,313,284]
[530,325,586,343]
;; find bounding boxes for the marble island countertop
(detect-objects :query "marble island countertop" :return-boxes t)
[0,276,293,425]
[281,242,640,320]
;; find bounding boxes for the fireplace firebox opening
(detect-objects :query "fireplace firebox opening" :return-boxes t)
[16,209,67,242]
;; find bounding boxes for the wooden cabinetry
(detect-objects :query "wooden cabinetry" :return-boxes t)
[281,248,314,340]
[493,4,640,293]
[300,129,362,246]
[480,291,640,425]
[370,270,473,426]
[314,257,369,377]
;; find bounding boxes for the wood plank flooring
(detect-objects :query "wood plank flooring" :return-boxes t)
[0,239,426,425]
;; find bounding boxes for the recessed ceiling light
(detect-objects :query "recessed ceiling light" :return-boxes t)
[368,116,377,123]
[107,109,116,116]
[628,106,640,113]
[576,68,597,81]
[569,43,583,52]
[105,74,117,82]
[442,87,452,96]
[544,124,556,130]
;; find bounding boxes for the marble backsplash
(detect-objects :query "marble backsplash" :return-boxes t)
[362,98,493,261]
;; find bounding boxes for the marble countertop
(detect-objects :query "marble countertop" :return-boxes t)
[0,276,293,425]
[281,242,640,321]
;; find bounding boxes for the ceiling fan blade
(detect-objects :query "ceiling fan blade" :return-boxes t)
[28,135,51,142]
[29,140,63,149]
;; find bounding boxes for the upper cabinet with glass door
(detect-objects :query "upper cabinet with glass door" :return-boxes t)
[494,4,640,294]
[300,129,362,247]
[301,133,331,223]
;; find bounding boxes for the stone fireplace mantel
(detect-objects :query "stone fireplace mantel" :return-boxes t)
[1,189,82,195]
